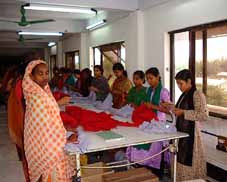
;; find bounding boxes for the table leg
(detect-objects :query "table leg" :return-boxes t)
[173,139,178,182]
[76,153,81,182]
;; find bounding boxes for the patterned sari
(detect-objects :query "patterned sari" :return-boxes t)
[22,60,73,182]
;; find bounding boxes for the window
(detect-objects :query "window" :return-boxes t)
[65,51,80,70]
[93,42,125,86]
[173,32,190,102]
[170,20,227,117]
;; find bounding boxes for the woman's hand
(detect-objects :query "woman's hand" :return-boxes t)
[89,86,99,92]
[161,102,175,111]
[67,133,78,144]
[144,102,157,110]
[172,108,184,116]
[129,103,137,108]
[57,96,71,106]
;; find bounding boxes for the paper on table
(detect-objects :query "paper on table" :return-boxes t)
[96,131,125,142]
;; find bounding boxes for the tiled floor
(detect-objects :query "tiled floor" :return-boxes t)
[0,110,25,182]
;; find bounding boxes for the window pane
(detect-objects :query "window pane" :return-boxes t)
[207,26,227,107]
[195,31,203,92]
[174,31,189,102]
[94,48,101,65]
[74,52,80,69]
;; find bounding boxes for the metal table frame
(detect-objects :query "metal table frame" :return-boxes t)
[68,132,186,182]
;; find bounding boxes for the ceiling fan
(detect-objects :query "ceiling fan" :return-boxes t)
[0,4,55,27]
[18,34,43,43]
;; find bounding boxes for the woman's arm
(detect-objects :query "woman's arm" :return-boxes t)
[145,88,170,113]
[184,90,209,121]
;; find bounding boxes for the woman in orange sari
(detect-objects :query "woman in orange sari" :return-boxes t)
[22,60,74,182]
[8,78,30,182]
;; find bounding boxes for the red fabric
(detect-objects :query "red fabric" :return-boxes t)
[60,112,79,128]
[61,105,157,131]
[53,91,69,101]
[132,104,158,125]
[15,80,23,102]
[117,105,158,127]
[63,106,119,131]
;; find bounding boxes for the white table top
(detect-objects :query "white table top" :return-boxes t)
[67,126,188,154]
[65,102,188,154]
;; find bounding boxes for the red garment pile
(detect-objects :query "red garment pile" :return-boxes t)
[53,91,69,101]
[60,105,158,131]
[62,106,119,131]
[60,112,79,128]
[118,104,158,127]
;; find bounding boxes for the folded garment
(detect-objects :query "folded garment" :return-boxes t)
[93,93,113,110]
[70,91,96,105]
[139,121,176,134]
[109,104,134,118]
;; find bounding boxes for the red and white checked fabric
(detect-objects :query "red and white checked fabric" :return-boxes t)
[22,60,73,182]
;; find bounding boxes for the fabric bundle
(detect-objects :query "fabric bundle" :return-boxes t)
[61,104,158,131]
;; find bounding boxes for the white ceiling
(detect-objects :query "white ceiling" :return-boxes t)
[0,0,172,56]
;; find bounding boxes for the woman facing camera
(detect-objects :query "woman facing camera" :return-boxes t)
[144,67,170,121]
[22,60,76,182]
[111,63,132,108]
[90,65,110,101]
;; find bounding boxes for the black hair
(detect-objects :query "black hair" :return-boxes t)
[133,70,145,83]
[175,69,195,87]
[94,65,104,74]
[145,67,160,77]
[73,69,80,75]
[145,67,161,81]
[112,63,124,71]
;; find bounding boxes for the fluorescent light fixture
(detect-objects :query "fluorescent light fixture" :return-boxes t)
[86,19,106,30]
[48,42,56,47]
[18,31,63,36]
[24,3,96,14]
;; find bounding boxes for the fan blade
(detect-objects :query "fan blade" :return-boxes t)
[0,19,20,24]
[28,19,55,24]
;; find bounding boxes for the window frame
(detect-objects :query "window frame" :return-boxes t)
[93,41,125,66]
[169,19,227,119]
[65,50,80,70]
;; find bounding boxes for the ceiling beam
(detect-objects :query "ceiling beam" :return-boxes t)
[138,0,173,10]
[19,0,138,11]
[0,41,47,48]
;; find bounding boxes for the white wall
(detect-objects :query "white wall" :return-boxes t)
[52,0,227,81]
[143,0,227,86]
[62,34,81,67]
[86,11,145,78]
[50,46,57,55]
